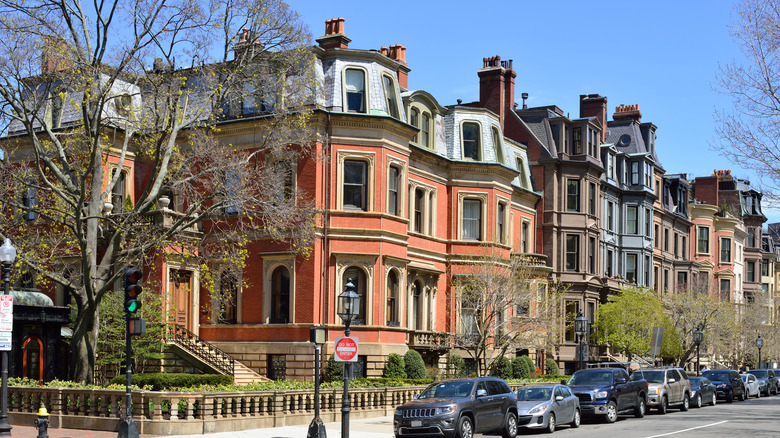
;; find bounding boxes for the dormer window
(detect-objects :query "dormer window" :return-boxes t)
[344,68,366,113]
[409,103,433,149]
[462,122,481,160]
[491,126,504,164]
[382,74,399,119]
[410,108,419,142]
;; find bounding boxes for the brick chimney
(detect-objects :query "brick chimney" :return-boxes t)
[579,94,608,141]
[693,173,720,207]
[613,104,642,123]
[386,44,408,88]
[316,17,351,50]
[478,55,516,129]
[41,36,73,74]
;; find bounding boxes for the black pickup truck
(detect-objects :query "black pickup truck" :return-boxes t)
[566,368,648,423]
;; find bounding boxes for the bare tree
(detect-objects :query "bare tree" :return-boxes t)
[0,0,319,383]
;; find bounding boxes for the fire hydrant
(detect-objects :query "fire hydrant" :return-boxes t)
[34,405,49,438]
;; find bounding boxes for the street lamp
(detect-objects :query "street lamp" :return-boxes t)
[574,310,588,371]
[307,326,327,438]
[693,326,704,376]
[337,278,360,438]
[0,238,16,437]
[756,335,764,369]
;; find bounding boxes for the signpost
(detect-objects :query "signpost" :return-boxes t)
[334,337,358,362]
[0,296,12,352]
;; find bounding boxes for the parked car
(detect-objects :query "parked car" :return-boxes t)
[567,368,648,423]
[515,384,580,433]
[630,368,691,414]
[749,369,778,396]
[393,377,518,438]
[742,373,761,398]
[702,370,747,403]
[688,377,717,408]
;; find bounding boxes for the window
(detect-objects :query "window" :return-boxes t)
[682,236,687,260]
[589,183,596,215]
[608,154,615,180]
[674,234,679,258]
[270,266,290,323]
[382,75,399,118]
[410,108,419,143]
[589,237,596,274]
[460,294,476,336]
[565,301,579,342]
[567,179,580,212]
[344,68,366,113]
[748,262,756,282]
[516,157,529,189]
[626,254,637,283]
[677,272,688,289]
[654,266,659,290]
[720,279,731,301]
[607,250,613,276]
[645,162,652,187]
[566,235,579,272]
[343,160,368,211]
[572,127,582,154]
[21,180,36,221]
[654,225,659,248]
[607,201,614,231]
[343,267,367,325]
[645,255,650,286]
[748,228,756,248]
[762,259,769,277]
[720,238,732,263]
[386,271,399,326]
[664,229,669,251]
[497,202,506,244]
[664,269,669,291]
[111,168,127,213]
[698,226,710,253]
[463,199,482,240]
[462,122,481,160]
[218,271,238,324]
[491,127,504,163]
[631,161,639,185]
[626,206,638,234]
[414,188,424,233]
[421,113,430,147]
[388,166,400,215]
[645,209,652,237]
[521,222,529,253]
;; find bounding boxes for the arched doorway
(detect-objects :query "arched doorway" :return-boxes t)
[22,336,44,385]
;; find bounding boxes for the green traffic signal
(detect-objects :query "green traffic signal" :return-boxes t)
[124,268,143,314]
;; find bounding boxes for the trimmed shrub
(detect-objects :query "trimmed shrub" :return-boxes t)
[512,356,531,379]
[449,354,466,378]
[493,356,512,380]
[324,353,344,382]
[109,373,232,390]
[545,358,560,376]
[404,350,426,379]
[384,353,407,379]
[521,355,536,378]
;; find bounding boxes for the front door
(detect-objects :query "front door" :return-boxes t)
[170,270,192,330]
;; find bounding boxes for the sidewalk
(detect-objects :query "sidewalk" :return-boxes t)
[162,415,395,438]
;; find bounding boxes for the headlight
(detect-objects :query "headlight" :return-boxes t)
[394,408,402,416]
[437,405,456,415]
[594,390,608,399]
[649,387,660,395]
[528,404,549,414]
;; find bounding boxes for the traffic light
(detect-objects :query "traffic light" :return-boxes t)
[124,268,143,314]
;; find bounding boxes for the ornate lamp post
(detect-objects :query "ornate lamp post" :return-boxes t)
[307,326,327,438]
[0,238,17,437]
[756,335,764,369]
[574,310,588,371]
[337,279,360,438]
[693,326,704,376]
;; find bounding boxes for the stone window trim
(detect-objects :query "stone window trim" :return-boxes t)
[211,264,244,325]
[335,254,377,325]
[381,73,401,119]
[720,237,733,265]
[165,261,201,335]
[386,157,407,217]
[261,255,295,324]
[520,219,531,254]
[496,195,511,245]
[407,270,438,332]
[457,191,489,241]
[460,120,483,161]
[383,260,406,327]
[408,180,436,236]
[408,102,435,149]
[107,164,132,210]
[342,66,369,114]
[336,150,376,212]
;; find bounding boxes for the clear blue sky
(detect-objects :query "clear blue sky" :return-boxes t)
[287,0,780,224]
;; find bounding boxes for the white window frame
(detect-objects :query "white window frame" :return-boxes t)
[337,151,376,212]
[461,121,482,161]
[342,66,369,113]
[458,192,488,241]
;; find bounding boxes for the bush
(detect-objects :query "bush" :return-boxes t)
[545,358,560,376]
[324,353,344,382]
[449,354,466,378]
[512,356,531,379]
[493,356,512,380]
[384,353,407,379]
[521,355,536,378]
[109,373,232,390]
[404,350,426,379]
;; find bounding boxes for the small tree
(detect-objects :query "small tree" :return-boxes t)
[448,354,466,378]
[493,356,512,380]
[383,353,406,379]
[324,353,344,382]
[512,356,531,379]
[545,358,560,376]
[404,350,426,379]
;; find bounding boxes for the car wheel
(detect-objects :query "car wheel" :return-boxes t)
[658,396,668,414]
[456,415,473,438]
[726,389,733,403]
[680,393,690,411]
[710,392,717,406]
[692,393,701,408]
[501,411,517,438]
[774,386,778,396]
[546,412,556,434]
[571,408,581,428]
[605,401,618,423]
[634,396,646,418]
[738,389,746,401]
[756,388,761,398]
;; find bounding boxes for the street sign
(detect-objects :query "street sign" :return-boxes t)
[0,332,11,351]
[334,336,358,362]
[0,296,13,333]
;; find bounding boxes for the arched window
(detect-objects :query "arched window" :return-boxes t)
[343,267,367,325]
[271,266,290,323]
[218,271,238,324]
[412,281,423,330]
[387,271,399,326]
[22,336,44,385]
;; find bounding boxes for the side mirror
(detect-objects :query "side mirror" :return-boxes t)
[668,378,676,383]
[615,377,627,384]
[413,394,419,400]
[561,380,567,385]
[476,389,488,397]
[555,395,564,401]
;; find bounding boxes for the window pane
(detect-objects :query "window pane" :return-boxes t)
[627,206,637,234]
[382,75,399,118]
[463,123,480,160]
[463,199,481,240]
[388,167,398,215]
[410,108,419,143]
[566,235,579,271]
[345,69,365,113]
[567,180,580,211]
[344,160,367,210]
[421,113,430,147]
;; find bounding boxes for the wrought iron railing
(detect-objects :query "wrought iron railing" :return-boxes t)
[169,324,235,377]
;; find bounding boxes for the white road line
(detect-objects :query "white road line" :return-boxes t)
[644,420,729,438]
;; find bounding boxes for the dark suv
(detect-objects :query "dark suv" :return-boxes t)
[702,370,746,402]
[394,377,518,438]
[750,369,779,396]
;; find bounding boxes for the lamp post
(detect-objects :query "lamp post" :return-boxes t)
[337,278,360,438]
[756,335,764,369]
[574,310,588,371]
[307,326,327,438]
[693,326,704,376]
[0,238,17,437]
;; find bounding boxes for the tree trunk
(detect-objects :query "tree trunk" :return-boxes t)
[70,302,99,384]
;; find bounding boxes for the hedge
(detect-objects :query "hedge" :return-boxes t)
[109,373,232,390]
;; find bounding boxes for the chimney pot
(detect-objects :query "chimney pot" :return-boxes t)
[521,92,528,109]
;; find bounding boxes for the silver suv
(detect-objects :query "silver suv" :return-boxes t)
[630,368,691,414]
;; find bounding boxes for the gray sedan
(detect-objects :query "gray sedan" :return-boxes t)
[516,384,581,433]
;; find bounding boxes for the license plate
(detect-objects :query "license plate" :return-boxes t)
[411,420,422,427]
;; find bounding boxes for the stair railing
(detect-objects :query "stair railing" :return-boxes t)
[169,324,235,377]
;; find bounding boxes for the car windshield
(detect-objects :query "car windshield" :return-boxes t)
[751,370,768,378]
[418,381,474,399]
[704,371,731,382]
[516,387,552,401]
[631,371,664,383]
[568,371,612,386]
[741,375,750,382]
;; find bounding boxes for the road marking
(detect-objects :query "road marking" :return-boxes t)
[644,420,729,437]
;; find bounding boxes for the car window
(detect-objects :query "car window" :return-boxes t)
[516,387,552,401]
[770,371,776,378]
[554,386,564,398]
[703,371,730,382]
[617,369,629,381]
[632,371,663,383]
[731,372,740,380]
[679,369,689,380]
[418,380,474,399]
[560,386,572,397]
[752,370,768,378]
[568,371,613,386]
[498,381,512,394]
[477,381,488,394]
[486,381,504,396]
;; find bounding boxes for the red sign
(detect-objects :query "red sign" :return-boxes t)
[334,336,358,362]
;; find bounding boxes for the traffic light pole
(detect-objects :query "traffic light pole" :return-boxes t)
[118,313,138,438]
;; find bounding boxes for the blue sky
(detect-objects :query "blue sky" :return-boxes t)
[287,0,780,223]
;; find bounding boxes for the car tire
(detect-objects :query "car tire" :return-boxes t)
[710,392,717,406]
[501,411,517,438]
[680,393,690,411]
[726,389,733,403]
[546,413,556,434]
[756,388,761,398]
[658,396,668,414]
[738,389,746,401]
[456,415,473,438]
[571,409,581,428]
[605,400,618,423]
[634,396,646,418]
[692,393,701,408]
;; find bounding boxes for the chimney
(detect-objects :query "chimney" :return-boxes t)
[316,17,351,50]
[41,36,73,74]
[385,44,409,88]
[521,93,528,110]
[478,55,516,129]
[579,94,608,141]
[693,174,719,207]
[613,104,642,123]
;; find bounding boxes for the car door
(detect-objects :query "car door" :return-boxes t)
[554,385,573,422]
[666,370,680,403]
[560,386,578,422]
[613,369,630,410]
[474,381,495,431]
